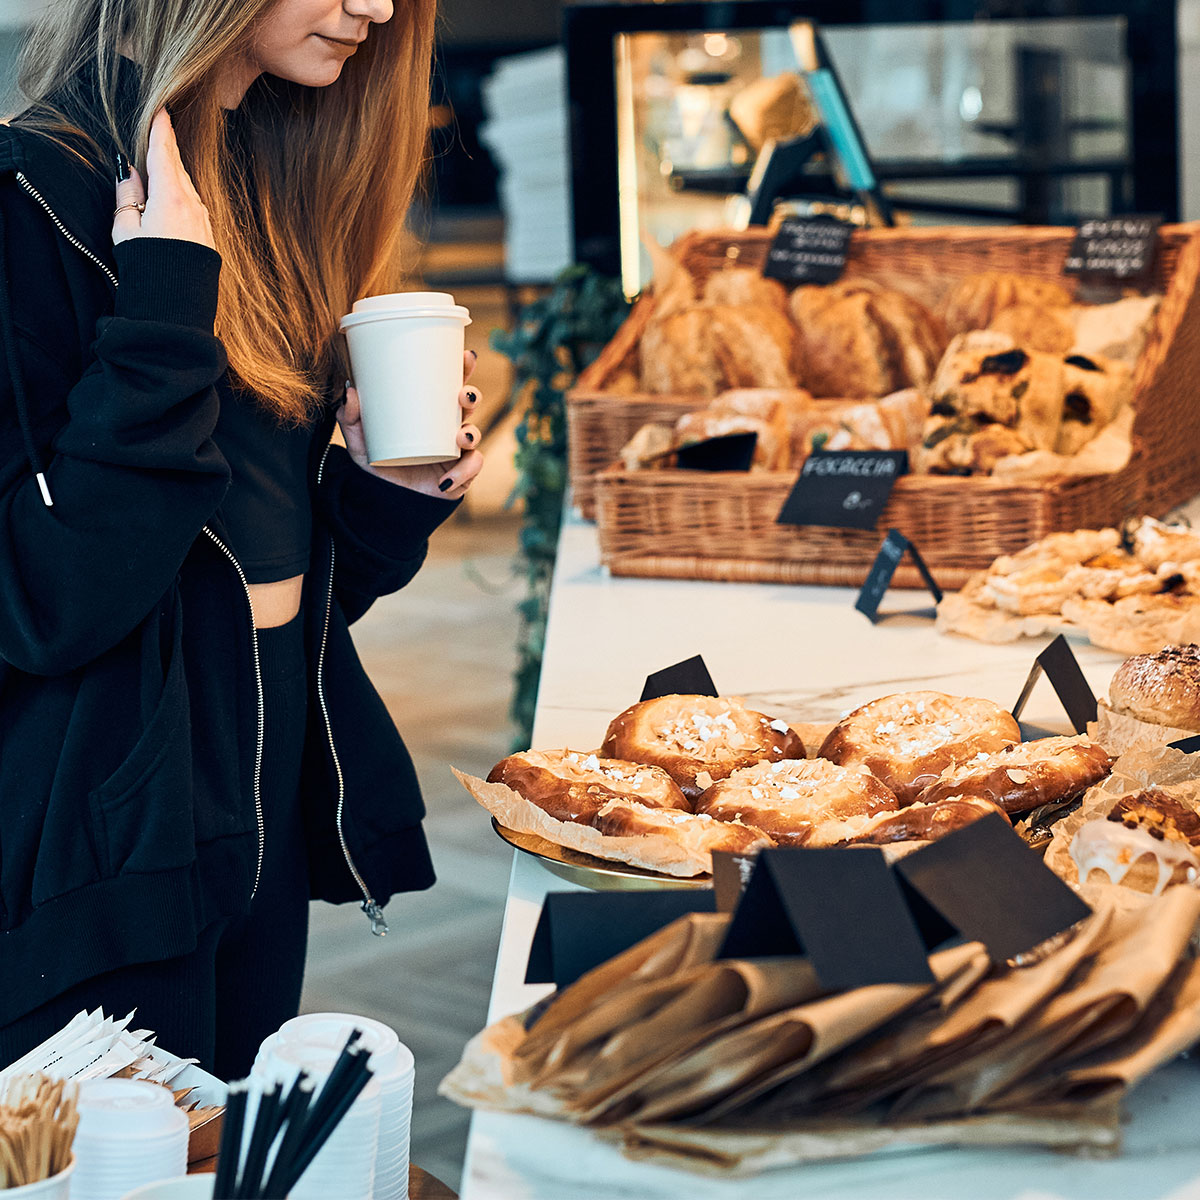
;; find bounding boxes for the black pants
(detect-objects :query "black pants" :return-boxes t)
[0,612,311,1082]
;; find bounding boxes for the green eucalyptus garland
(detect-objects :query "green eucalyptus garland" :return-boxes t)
[490,265,630,749]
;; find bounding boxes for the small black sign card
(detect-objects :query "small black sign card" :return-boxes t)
[762,215,854,286]
[675,432,758,473]
[1063,215,1161,284]
[641,655,719,702]
[715,815,1091,990]
[525,890,716,989]
[1010,634,1097,735]
[777,450,907,531]
[855,529,943,623]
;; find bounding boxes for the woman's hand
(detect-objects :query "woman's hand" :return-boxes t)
[337,350,485,500]
[113,110,216,250]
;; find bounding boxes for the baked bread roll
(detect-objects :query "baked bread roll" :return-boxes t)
[792,390,929,459]
[694,758,898,847]
[846,796,1009,845]
[1054,353,1133,455]
[914,735,1113,815]
[1108,644,1200,732]
[1129,517,1200,573]
[942,272,1072,338]
[487,749,691,824]
[988,303,1075,355]
[819,691,1020,804]
[1070,789,1200,893]
[591,799,772,856]
[790,279,945,398]
[702,268,789,312]
[601,695,805,800]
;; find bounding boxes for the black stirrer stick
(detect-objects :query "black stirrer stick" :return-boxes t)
[259,1074,315,1200]
[234,1079,282,1199]
[286,1030,364,1146]
[212,1079,248,1200]
[272,1052,374,1198]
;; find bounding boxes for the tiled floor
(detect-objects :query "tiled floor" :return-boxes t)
[301,511,523,1191]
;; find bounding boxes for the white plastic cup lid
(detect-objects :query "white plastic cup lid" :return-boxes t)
[278,1013,413,1078]
[351,292,456,313]
[77,1080,187,1140]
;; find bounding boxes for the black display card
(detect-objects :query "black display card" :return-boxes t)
[1010,634,1097,735]
[525,890,716,989]
[855,529,943,623]
[675,432,758,472]
[718,848,936,989]
[762,215,854,286]
[711,850,760,914]
[1063,215,1161,284]
[895,814,1092,962]
[641,655,719,702]
[776,450,907,531]
[1169,734,1200,754]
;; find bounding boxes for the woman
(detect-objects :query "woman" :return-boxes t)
[0,0,483,1078]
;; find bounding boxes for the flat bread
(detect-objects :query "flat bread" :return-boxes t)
[591,800,772,857]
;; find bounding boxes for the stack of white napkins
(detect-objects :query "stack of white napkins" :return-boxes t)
[0,1009,214,1097]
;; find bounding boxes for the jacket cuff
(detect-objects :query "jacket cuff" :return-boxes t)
[113,238,222,330]
[326,446,461,560]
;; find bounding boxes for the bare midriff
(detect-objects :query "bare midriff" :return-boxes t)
[248,574,305,628]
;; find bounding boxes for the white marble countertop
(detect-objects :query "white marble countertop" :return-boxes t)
[459,512,1200,1200]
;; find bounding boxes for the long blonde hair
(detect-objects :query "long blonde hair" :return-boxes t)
[17,0,435,422]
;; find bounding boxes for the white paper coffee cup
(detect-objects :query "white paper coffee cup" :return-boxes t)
[339,291,471,467]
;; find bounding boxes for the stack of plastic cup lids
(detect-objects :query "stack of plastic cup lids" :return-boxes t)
[274,1014,415,1200]
[72,1079,188,1200]
[254,1033,382,1200]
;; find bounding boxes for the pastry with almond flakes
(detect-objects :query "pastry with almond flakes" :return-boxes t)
[601,695,805,800]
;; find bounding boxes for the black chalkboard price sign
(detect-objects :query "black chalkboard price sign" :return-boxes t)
[1063,215,1161,284]
[776,449,907,530]
[762,215,854,286]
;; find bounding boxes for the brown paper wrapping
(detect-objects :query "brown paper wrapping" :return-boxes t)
[439,887,1200,1175]
[452,767,714,876]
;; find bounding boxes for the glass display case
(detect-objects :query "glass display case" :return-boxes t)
[565,0,1177,293]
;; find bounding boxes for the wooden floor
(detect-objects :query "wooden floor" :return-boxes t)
[300,511,522,1191]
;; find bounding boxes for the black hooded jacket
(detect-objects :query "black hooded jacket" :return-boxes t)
[0,88,458,1024]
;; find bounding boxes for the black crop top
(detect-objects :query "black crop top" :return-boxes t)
[212,376,315,583]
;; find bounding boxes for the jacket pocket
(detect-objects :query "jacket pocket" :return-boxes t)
[88,602,194,878]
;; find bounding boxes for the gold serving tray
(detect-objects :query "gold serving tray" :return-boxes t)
[491,819,712,892]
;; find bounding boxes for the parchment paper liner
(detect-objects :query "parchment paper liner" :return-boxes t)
[1092,701,1200,757]
[452,767,713,876]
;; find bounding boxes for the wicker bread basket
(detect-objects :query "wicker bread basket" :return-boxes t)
[585,223,1200,589]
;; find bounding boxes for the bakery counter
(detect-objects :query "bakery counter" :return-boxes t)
[458,510,1200,1200]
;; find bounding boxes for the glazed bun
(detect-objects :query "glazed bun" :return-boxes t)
[1108,644,1200,731]
[601,695,805,800]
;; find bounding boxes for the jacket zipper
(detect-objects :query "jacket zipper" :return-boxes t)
[202,526,267,900]
[15,173,119,290]
[316,444,389,936]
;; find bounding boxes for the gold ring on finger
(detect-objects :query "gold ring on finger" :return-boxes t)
[113,202,146,218]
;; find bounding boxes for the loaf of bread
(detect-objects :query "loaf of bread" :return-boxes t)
[1108,645,1200,732]
[790,278,945,398]
[942,272,1073,338]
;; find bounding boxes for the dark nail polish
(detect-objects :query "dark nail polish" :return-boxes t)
[464,389,478,404]
[464,430,475,444]
[115,153,130,183]
[467,349,478,362]
[438,478,454,493]
[345,379,352,393]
